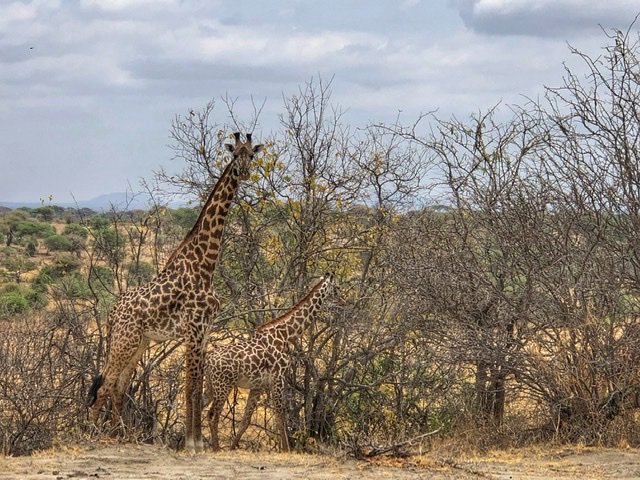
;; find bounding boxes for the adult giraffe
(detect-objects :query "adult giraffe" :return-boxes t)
[88,132,263,452]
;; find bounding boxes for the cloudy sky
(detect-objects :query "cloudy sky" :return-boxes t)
[1,0,639,203]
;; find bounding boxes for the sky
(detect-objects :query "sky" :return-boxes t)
[1,0,639,204]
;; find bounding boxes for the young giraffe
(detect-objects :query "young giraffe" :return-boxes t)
[87,132,263,452]
[204,273,337,451]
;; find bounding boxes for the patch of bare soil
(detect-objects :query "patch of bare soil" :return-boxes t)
[1,443,640,480]
[451,446,640,480]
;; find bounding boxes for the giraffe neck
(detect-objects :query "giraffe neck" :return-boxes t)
[164,159,241,281]
[258,279,330,343]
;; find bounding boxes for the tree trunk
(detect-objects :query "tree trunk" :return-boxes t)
[490,369,506,425]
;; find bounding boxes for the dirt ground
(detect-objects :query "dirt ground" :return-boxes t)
[1,442,640,480]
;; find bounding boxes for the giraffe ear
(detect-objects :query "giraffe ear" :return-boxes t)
[253,144,264,154]
[225,143,234,153]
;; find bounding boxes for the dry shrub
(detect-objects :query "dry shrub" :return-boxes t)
[0,312,94,455]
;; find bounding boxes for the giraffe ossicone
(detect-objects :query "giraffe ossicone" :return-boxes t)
[204,272,338,451]
[87,132,262,453]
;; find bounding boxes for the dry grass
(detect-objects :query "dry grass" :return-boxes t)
[3,441,640,479]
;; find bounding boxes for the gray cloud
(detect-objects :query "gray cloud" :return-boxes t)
[457,0,640,37]
[0,0,636,202]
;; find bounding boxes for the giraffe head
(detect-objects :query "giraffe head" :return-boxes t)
[320,272,339,299]
[225,132,263,180]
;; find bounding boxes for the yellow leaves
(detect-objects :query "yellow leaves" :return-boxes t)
[303,175,328,193]
[263,160,275,177]
[262,234,285,264]
[250,173,261,184]
[372,152,384,176]
[157,206,169,218]
[252,149,285,179]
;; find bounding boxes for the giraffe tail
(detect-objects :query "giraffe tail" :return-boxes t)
[86,374,104,407]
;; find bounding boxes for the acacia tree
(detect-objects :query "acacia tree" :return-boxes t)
[377,25,640,445]
[521,25,640,436]
[382,107,552,426]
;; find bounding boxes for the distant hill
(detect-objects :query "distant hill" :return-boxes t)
[0,192,153,211]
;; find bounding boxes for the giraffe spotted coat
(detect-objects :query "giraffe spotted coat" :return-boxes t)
[204,273,337,451]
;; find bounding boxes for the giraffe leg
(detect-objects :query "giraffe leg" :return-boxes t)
[111,337,149,429]
[271,380,290,452]
[231,389,261,450]
[90,328,144,430]
[206,392,226,451]
[90,373,112,425]
[184,339,206,453]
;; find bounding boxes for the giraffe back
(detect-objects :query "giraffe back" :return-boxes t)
[205,336,290,391]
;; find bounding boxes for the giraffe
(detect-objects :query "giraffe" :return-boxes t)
[87,132,263,453]
[204,273,337,452]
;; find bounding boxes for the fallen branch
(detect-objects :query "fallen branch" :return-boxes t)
[364,427,442,458]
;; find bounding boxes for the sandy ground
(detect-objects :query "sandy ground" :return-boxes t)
[1,443,640,480]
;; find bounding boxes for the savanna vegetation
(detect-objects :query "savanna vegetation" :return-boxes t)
[3,28,640,458]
